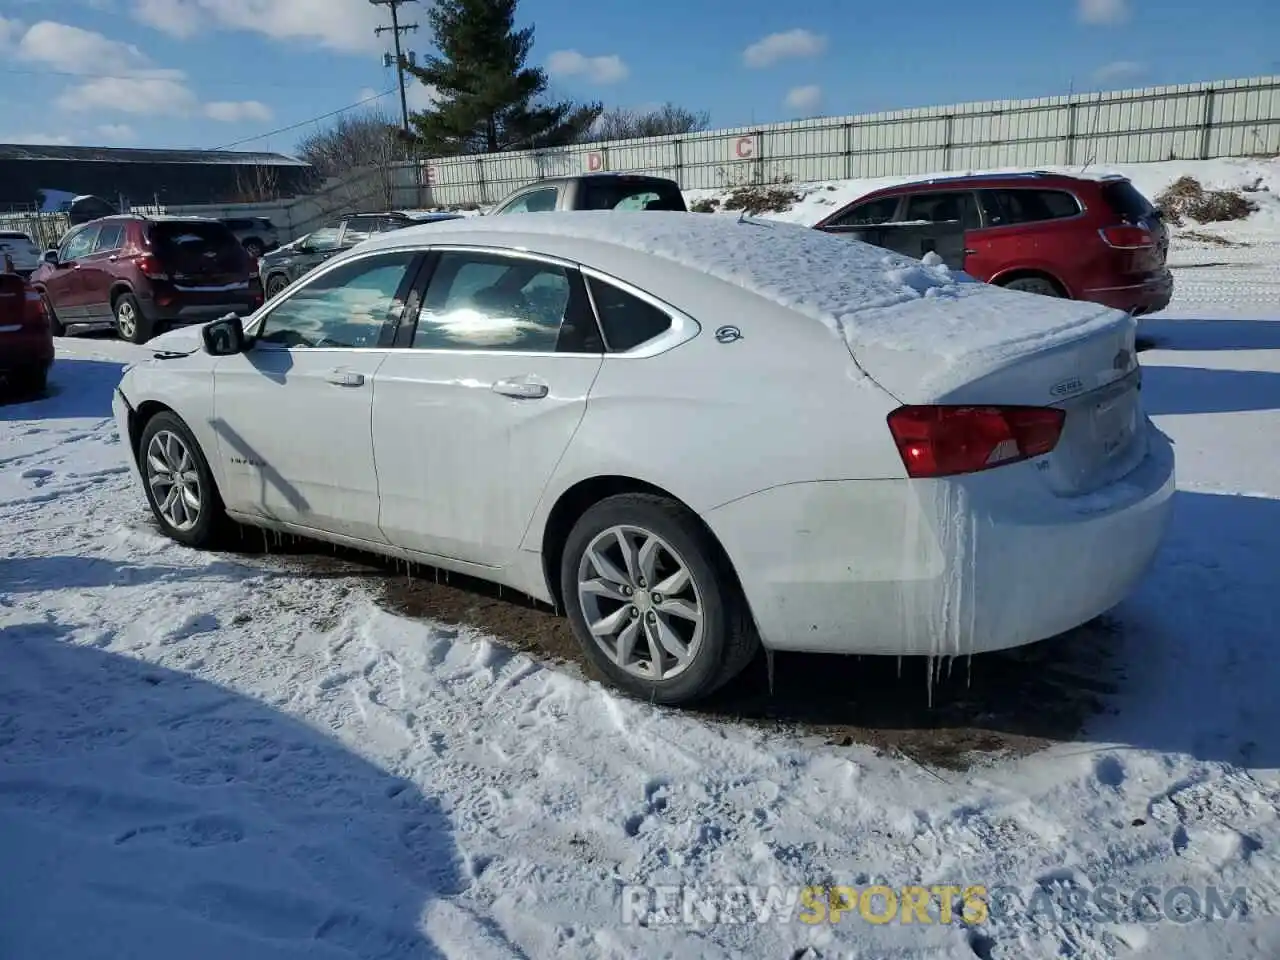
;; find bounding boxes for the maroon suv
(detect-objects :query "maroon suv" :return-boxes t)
[31,215,264,344]
[814,172,1173,315]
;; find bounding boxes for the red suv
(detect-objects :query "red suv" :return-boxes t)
[31,215,264,344]
[814,172,1173,315]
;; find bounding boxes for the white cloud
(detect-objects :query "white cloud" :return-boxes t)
[546,50,629,85]
[3,132,74,145]
[17,20,176,77]
[131,0,201,37]
[96,123,136,142]
[1078,0,1130,24]
[407,80,441,111]
[1092,60,1145,85]
[204,99,273,122]
[56,76,199,115]
[785,84,822,113]
[131,0,385,52]
[742,28,826,68]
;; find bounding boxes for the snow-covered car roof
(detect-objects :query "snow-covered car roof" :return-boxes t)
[365,210,1125,373]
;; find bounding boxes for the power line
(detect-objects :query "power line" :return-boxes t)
[370,0,420,135]
[208,89,396,151]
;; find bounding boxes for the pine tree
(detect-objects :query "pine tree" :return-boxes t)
[405,0,601,155]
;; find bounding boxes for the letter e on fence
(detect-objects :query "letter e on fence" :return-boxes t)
[418,164,437,187]
[584,152,604,173]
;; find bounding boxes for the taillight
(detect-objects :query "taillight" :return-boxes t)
[886,405,1066,479]
[1099,225,1154,250]
[134,254,169,280]
[23,288,48,329]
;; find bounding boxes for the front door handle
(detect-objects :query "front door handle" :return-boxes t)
[325,370,365,387]
[492,377,548,399]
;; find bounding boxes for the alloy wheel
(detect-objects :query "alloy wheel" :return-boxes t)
[116,299,138,339]
[145,429,202,532]
[576,524,705,681]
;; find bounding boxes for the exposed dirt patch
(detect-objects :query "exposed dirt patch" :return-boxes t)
[373,558,1118,771]
[1178,230,1249,248]
[193,526,1120,771]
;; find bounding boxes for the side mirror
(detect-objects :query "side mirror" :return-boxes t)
[202,314,247,356]
[43,249,59,265]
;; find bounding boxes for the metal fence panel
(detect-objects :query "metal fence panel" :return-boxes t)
[410,74,1279,205]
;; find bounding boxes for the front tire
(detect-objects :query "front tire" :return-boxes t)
[114,293,153,344]
[138,411,227,549]
[265,274,289,299]
[560,493,758,705]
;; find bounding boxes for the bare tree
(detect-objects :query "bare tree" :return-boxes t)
[230,164,281,203]
[586,102,711,141]
[296,109,406,206]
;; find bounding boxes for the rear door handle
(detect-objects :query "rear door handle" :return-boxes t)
[325,370,365,387]
[492,377,548,399]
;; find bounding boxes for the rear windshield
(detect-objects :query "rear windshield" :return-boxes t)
[580,179,687,212]
[1101,180,1155,222]
[148,221,244,269]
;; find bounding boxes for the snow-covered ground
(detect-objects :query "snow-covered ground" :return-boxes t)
[4,170,1280,957]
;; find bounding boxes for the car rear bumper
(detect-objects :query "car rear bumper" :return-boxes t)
[0,330,54,375]
[1082,270,1173,316]
[138,286,262,325]
[702,421,1175,656]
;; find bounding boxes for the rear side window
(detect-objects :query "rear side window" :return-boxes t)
[829,196,900,227]
[1100,181,1155,223]
[94,223,124,252]
[981,189,1081,226]
[586,276,673,351]
[901,191,980,229]
[499,189,559,214]
[581,179,685,211]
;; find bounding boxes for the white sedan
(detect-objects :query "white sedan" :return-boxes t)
[112,211,1175,704]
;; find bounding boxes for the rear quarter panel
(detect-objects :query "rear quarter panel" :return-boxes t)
[523,263,908,552]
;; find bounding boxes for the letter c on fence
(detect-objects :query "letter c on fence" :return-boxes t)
[735,136,755,159]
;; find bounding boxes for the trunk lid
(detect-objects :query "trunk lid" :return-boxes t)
[147,220,248,287]
[846,284,1145,495]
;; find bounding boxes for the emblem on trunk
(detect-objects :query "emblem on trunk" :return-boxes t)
[1050,377,1084,398]
[715,325,743,344]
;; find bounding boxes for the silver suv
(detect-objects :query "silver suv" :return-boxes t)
[218,217,280,258]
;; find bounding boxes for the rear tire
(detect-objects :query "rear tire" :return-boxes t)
[137,411,228,549]
[114,292,152,344]
[560,493,758,705]
[1000,275,1064,298]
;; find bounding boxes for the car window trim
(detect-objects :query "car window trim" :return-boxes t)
[247,248,426,352]
[399,246,604,356]
[91,222,125,255]
[245,242,699,358]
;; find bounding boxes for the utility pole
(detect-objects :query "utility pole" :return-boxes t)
[369,0,418,134]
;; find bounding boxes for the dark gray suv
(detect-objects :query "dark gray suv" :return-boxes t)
[259,212,416,298]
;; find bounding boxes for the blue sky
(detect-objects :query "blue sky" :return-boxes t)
[1,0,1277,155]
